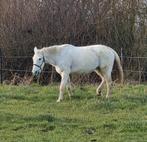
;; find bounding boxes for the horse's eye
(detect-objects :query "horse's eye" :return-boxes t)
[39,58,41,61]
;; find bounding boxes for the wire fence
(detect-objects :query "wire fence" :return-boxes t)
[0,54,147,85]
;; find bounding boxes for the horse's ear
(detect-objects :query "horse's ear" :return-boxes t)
[34,47,37,53]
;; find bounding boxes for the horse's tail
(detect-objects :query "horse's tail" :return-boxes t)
[114,51,124,84]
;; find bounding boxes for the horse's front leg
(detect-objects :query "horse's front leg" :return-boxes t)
[57,72,69,102]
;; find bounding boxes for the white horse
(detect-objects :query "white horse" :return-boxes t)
[32,44,123,102]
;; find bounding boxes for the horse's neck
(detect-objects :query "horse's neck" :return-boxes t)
[42,47,57,65]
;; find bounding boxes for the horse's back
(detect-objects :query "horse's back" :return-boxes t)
[55,44,116,73]
[66,45,100,73]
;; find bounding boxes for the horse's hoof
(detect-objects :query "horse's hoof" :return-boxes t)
[106,94,112,99]
[97,93,101,96]
[97,90,102,96]
[57,99,63,102]
[56,100,60,103]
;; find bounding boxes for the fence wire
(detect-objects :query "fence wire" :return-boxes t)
[0,55,147,84]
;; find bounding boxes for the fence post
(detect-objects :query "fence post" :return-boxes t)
[120,48,123,64]
[0,48,2,84]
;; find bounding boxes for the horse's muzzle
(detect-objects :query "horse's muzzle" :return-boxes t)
[32,70,40,77]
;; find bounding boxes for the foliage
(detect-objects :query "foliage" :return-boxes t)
[0,0,146,55]
[0,0,147,81]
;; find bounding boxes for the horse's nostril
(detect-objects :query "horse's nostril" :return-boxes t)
[32,71,37,76]
[35,71,38,76]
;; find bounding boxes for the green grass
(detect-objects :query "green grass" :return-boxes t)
[0,84,147,142]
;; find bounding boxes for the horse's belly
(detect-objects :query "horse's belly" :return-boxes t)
[71,67,96,73]
[71,59,99,73]
[69,48,99,73]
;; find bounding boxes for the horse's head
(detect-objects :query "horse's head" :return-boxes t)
[32,47,45,77]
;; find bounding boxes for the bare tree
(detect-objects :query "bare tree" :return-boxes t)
[0,0,146,82]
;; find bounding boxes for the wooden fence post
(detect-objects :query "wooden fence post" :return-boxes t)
[0,48,3,84]
[120,48,123,64]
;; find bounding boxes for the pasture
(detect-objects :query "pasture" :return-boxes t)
[0,84,147,142]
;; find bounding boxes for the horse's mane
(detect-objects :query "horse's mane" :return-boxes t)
[42,44,69,54]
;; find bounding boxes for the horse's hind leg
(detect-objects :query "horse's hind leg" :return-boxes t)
[95,70,105,96]
[105,77,110,98]
[66,78,73,98]
[101,68,112,98]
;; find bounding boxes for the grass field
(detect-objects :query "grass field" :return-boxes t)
[0,84,147,142]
